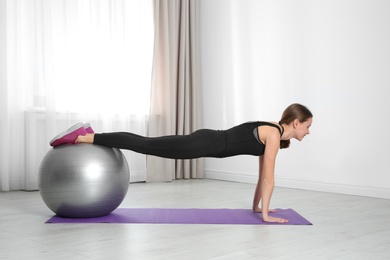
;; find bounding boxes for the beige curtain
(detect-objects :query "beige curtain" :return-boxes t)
[147,0,203,182]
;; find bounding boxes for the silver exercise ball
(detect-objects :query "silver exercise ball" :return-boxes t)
[39,144,130,218]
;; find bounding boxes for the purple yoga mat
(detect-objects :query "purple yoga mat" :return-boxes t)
[46,208,312,225]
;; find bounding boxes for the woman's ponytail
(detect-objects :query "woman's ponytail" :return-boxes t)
[280,140,291,149]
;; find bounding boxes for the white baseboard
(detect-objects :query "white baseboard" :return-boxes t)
[205,170,390,199]
[205,170,258,184]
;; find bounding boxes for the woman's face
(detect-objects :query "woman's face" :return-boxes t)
[294,117,312,141]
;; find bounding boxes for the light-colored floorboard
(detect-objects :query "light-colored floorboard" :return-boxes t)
[1,179,390,259]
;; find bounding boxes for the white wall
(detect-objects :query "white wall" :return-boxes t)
[200,0,390,199]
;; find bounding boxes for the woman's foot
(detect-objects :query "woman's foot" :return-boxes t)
[50,123,87,147]
[76,133,95,144]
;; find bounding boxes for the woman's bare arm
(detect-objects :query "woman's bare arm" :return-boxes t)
[260,130,288,223]
[253,156,277,213]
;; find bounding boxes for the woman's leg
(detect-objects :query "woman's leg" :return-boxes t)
[77,129,226,160]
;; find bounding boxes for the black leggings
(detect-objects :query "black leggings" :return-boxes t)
[93,122,266,159]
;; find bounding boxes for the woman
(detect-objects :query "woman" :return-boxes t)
[50,103,313,223]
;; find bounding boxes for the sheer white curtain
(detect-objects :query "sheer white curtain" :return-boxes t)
[0,0,154,191]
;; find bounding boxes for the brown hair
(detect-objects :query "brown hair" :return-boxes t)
[279,103,313,149]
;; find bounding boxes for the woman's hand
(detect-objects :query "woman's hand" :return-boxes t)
[262,215,289,224]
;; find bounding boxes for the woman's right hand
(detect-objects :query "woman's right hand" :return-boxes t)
[262,215,289,224]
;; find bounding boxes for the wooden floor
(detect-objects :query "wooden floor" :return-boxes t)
[1,179,390,259]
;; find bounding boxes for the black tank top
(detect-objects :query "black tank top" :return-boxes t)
[252,121,284,144]
[218,121,284,157]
